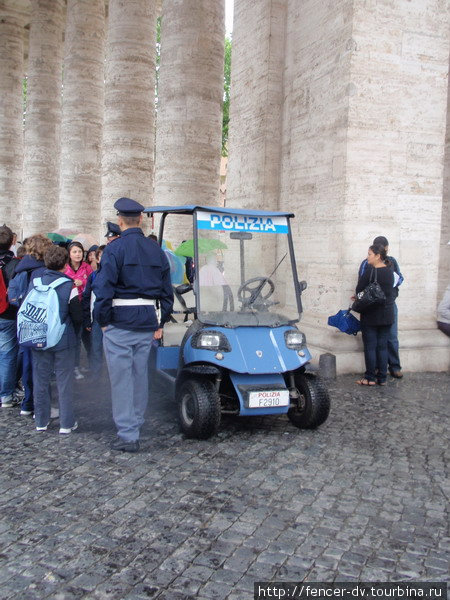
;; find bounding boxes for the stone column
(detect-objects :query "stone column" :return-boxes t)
[227,0,286,212]
[226,0,287,287]
[22,0,64,237]
[102,0,156,229]
[59,0,105,236]
[276,0,355,368]
[280,0,450,372]
[154,0,224,241]
[0,4,24,234]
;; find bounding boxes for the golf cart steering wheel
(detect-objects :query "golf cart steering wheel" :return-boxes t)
[237,277,275,308]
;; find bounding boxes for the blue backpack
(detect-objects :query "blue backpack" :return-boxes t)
[17,277,68,349]
[8,271,29,307]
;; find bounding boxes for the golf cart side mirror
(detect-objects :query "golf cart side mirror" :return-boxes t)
[176,283,192,295]
[298,280,307,293]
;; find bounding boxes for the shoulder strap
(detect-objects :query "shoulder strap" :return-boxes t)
[48,277,69,290]
[32,277,64,291]
[3,258,19,283]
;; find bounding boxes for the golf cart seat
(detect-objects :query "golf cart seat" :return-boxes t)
[170,284,196,323]
[164,284,196,347]
[163,321,192,347]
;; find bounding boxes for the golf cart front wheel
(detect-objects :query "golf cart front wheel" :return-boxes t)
[178,378,221,439]
[288,372,330,429]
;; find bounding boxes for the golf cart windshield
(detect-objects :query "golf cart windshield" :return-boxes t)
[195,210,300,327]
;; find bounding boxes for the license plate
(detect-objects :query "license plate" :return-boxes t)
[248,389,290,408]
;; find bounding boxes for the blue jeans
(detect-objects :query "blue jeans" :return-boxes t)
[0,318,19,401]
[89,321,103,375]
[20,347,34,412]
[32,347,76,429]
[361,323,391,383]
[387,303,401,372]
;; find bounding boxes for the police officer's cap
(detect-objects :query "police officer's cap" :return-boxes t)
[114,197,145,216]
[105,221,121,238]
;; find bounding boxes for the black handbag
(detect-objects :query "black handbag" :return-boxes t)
[352,268,386,313]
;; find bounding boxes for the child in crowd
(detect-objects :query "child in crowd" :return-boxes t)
[64,241,92,379]
[82,245,105,377]
[10,234,53,415]
[0,225,19,408]
[31,245,82,433]
[86,245,99,271]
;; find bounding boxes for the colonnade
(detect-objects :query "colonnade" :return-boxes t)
[0,0,225,238]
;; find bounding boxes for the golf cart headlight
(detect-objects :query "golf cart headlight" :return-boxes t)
[192,330,231,352]
[198,333,221,348]
[285,330,305,349]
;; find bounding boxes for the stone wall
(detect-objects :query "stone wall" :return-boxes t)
[441,46,450,302]
[278,0,354,330]
[228,0,450,372]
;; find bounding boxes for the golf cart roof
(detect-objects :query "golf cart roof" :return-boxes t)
[144,205,295,218]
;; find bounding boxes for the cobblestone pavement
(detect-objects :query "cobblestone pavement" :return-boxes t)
[0,369,449,600]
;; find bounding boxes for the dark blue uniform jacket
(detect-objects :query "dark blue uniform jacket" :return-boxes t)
[92,228,174,332]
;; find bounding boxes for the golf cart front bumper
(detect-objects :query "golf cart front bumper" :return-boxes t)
[183,325,312,416]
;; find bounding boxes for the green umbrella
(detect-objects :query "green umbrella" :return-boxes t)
[174,238,227,258]
[46,232,71,243]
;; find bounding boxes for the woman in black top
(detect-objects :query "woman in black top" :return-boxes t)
[355,244,395,386]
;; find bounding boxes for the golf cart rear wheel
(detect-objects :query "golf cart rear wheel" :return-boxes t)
[178,378,221,439]
[288,372,330,429]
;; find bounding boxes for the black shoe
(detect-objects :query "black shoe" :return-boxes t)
[390,370,403,379]
[110,438,140,453]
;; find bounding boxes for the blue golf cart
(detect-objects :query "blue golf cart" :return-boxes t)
[145,205,330,439]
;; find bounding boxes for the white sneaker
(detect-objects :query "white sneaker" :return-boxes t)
[20,410,33,416]
[50,407,60,419]
[1,396,14,408]
[36,424,49,431]
[74,368,84,380]
[59,421,78,434]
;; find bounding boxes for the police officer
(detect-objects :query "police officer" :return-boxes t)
[105,221,121,243]
[93,198,174,452]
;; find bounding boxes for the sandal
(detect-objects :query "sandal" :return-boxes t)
[377,381,387,386]
[356,378,376,386]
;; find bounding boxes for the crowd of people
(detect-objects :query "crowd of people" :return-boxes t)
[0,226,110,424]
[0,198,174,451]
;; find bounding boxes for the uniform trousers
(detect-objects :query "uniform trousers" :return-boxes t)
[103,325,154,442]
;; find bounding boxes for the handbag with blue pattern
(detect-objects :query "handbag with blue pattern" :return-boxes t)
[328,308,360,336]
